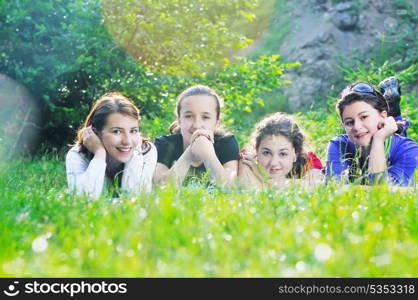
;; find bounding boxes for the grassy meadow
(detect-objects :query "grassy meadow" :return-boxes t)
[0,156,417,277]
[1,0,418,278]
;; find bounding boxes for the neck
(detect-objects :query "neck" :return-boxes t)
[106,155,124,179]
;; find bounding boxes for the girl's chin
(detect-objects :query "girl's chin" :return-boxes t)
[269,174,287,182]
[352,136,372,147]
[355,140,371,147]
[108,152,133,163]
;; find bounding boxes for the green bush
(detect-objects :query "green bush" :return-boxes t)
[2,0,295,152]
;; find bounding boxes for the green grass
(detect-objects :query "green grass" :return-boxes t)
[1,157,417,277]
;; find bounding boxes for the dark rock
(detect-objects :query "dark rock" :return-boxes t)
[301,32,333,49]
[331,12,358,31]
[303,60,335,79]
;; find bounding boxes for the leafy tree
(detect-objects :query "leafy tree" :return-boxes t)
[0,0,296,153]
[101,0,262,76]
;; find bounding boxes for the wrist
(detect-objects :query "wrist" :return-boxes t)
[94,147,106,157]
[201,147,217,164]
[372,135,387,144]
[183,146,195,164]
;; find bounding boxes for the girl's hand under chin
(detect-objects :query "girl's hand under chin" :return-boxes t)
[373,116,398,141]
[190,135,215,161]
[190,129,214,144]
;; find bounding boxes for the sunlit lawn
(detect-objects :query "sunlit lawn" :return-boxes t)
[0,157,417,277]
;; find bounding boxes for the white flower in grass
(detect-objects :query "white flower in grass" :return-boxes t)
[314,243,333,262]
[32,236,48,253]
[295,261,307,273]
[281,267,297,277]
[222,234,232,242]
[370,253,391,266]
[372,223,383,232]
[351,211,359,221]
[138,208,147,220]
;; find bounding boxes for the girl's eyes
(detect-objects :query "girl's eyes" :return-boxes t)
[183,115,211,119]
[344,121,354,127]
[112,129,138,134]
[262,151,288,157]
[360,115,368,120]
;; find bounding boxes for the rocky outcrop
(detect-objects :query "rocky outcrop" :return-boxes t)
[274,0,416,111]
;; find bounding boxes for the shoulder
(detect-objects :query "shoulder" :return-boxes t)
[214,134,239,152]
[328,135,354,151]
[391,134,418,153]
[142,142,157,160]
[214,134,238,144]
[65,145,90,171]
[154,133,182,150]
[213,134,239,163]
[391,134,417,145]
[329,134,350,144]
[66,145,86,161]
[155,133,182,144]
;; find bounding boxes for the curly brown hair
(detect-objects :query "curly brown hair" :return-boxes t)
[249,112,310,178]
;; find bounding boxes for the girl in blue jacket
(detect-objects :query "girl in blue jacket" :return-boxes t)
[326,78,418,186]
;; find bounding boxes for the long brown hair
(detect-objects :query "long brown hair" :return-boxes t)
[74,91,150,154]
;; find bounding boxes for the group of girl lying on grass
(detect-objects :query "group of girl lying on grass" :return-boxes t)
[66,77,418,198]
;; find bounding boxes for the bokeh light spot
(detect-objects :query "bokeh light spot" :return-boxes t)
[100,0,274,76]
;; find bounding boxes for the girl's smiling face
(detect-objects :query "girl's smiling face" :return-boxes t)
[100,112,140,163]
[256,134,296,181]
[178,94,219,147]
[341,101,387,147]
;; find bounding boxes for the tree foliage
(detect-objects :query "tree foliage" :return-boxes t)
[101,0,263,76]
[0,0,296,153]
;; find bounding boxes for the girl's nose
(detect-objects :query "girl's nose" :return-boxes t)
[352,120,363,132]
[121,133,132,145]
[270,154,281,167]
[192,118,203,129]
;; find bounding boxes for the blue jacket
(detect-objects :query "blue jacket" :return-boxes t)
[326,133,418,186]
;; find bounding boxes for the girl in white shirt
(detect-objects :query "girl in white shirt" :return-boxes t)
[66,92,157,199]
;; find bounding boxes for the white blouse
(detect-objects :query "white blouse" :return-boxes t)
[66,143,157,199]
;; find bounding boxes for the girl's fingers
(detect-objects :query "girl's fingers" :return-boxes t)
[242,153,256,161]
[191,132,213,144]
[242,159,258,171]
[386,117,398,132]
